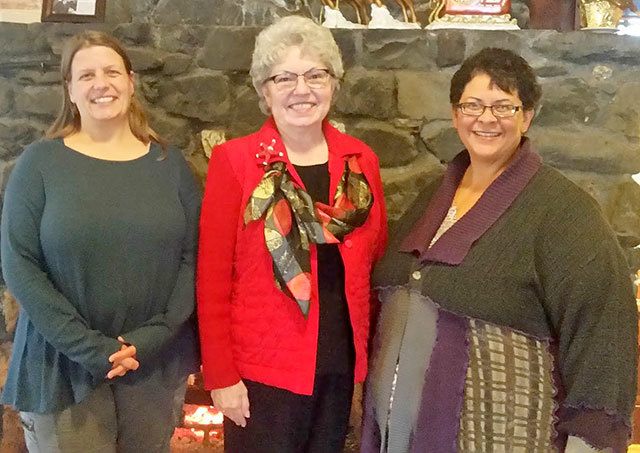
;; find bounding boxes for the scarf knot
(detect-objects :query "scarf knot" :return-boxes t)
[244,152,373,317]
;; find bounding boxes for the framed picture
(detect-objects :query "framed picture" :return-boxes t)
[41,0,105,22]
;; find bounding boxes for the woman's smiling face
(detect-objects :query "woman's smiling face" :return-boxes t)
[452,72,534,166]
[67,45,134,129]
[261,46,335,133]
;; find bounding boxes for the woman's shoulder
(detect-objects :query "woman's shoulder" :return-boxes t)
[214,131,260,155]
[531,164,602,216]
[154,143,187,163]
[528,164,617,246]
[13,138,64,170]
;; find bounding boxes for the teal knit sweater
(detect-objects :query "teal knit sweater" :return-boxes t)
[1,139,200,413]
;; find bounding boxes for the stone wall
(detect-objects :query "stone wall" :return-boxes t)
[1,22,639,261]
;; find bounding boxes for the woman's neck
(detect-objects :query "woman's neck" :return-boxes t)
[277,122,328,165]
[452,151,516,217]
[64,121,148,161]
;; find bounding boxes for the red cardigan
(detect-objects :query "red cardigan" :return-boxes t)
[197,118,387,395]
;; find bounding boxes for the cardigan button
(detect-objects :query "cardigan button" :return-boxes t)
[411,271,421,281]
[344,239,353,248]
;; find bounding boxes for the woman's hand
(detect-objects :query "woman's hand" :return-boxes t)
[106,336,139,379]
[211,380,250,427]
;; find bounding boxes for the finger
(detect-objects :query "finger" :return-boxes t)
[106,365,126,379]
[121,357,139,370]
[108,346,136,363]
[114,357,139,371]
[225,409,247,428]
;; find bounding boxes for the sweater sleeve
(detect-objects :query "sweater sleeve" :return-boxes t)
[368,152,388,263]
[120,151,202,364]
[537,192,637,453]
[197,145,244,390]
[0,147,121,379]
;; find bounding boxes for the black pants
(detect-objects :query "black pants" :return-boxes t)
[223,374,354,453]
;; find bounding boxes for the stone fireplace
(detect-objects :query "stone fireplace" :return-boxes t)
[1,0,640,451]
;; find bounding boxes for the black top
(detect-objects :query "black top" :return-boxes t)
[294,162,355,376]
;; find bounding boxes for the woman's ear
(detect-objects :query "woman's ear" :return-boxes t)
[522,108,535,133]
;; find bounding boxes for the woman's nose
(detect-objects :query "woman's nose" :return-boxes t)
[477,106,498,121]
[92,72,109,88]
[291,75,311,94]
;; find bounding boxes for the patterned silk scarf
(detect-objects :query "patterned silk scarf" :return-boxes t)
[244,156,373,317]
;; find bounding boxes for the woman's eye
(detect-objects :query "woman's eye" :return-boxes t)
[275,75,295,84]
[494,105,512,113]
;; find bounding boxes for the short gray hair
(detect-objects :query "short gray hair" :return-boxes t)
[250,15,344,114]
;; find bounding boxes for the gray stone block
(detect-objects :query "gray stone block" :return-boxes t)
[112,23,153,46]
[156,25,208,54]
[533,32,640,65]
[381,152,444,220]
[397,70,452,121]
[15,85,60,117]
[347,119,418,168]
[156,70,231,122]
[229,83,265,137]
[335,68,396,119]
[128,47,164,72]
[530,126,640,175]
[162,53,193,76]
[0,79,14,116]
[152,0,227,25]
[536,77,599,127]
[146,107,193,149]
[436,30,465,68]
[360,29,436,70]
[197,28,258,71]
[420,120,462,163]
[604,81,640,139]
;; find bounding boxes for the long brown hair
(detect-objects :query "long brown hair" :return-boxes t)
[46,30,166,152]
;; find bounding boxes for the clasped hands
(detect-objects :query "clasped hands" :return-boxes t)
[106,336,139,379]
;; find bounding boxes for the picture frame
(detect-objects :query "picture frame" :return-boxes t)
[41,0,105,23]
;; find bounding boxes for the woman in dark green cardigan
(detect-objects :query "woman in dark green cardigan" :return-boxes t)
[362,48,637,453]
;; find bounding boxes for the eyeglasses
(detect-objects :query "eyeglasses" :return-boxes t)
[264,68,333,91]
[456,102,523,118]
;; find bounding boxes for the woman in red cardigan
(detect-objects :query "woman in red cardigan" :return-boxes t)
[196,15,387,453]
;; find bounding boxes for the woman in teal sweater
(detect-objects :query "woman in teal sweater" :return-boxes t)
[1,31,200,452]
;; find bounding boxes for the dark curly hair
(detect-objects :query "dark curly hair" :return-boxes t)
[450,48,542,111]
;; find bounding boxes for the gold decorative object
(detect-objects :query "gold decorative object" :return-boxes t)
[580,0,624,28]
[200,129,226,159]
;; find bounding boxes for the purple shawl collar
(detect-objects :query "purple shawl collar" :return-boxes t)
[399,138,542,265]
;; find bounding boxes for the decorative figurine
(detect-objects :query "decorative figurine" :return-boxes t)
[368,0,421,28]
[322,0,367,28]
[426,0,519,29]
